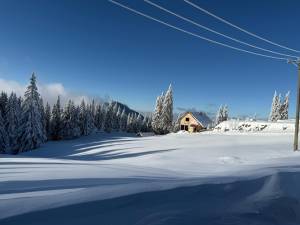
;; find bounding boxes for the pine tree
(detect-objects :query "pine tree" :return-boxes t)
[215,104,228,125]
[114,106,122,131]
[0,91,8,120]
[79,100,87,135]
[5,93,21,154]
[79,100,95,136]
[104,102,113,133]
[147,115,152,132]
[269,91,281,122]
[215,105,223,125]
[86,103,95,135]
[62,100,81,139]
[141,116,149,132]
[112,103,120,131]
[0,113,8,153]
[126,113,133,132]
[136,114,143,133]
[62,100,73,139]
[51,96,63,140]
[44,102,51,138]
[90,99,96,119]
[130,113,137,133]
[119,108,127,131]
[160,84,173,134]
[173,113,182,132]
[39,97,47,142]
[19,73,45,152]
[151,92,164,134]
[222,105,229,121]
[280,91,289,120]
[73,105,81,137]
[94,104,104,130]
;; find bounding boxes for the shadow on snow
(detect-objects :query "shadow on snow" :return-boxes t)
[3,172,300,225]
[15,132,173,161]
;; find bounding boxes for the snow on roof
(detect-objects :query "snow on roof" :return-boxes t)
[181,111,213,127]
[191,111,213,127]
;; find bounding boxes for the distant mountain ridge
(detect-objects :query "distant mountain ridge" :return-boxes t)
[104,101,144,118]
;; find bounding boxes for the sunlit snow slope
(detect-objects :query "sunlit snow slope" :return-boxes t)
[1,128,300,224]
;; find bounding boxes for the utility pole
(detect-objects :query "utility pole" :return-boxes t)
[290,59,300,151]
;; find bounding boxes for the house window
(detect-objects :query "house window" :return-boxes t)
[181,125,184,130]
[186,117,190,122]
[184,125,188,131]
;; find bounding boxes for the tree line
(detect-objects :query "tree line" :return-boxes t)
[0,73,152,154]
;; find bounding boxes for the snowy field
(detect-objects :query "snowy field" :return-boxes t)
[2,126,300,224]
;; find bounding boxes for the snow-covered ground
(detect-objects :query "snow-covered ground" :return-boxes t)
[2,126,300,224]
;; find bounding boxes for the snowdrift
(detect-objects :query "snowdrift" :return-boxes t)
[214,119,295,133]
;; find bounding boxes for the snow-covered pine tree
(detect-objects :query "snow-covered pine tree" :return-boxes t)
[62,100,81,139]
[275,93,282,121]
[146,115,152,132]
[5,93,21,154]
[104,102,113,133]
[269,92,276,121]
[160,84,173,134]
[119,108,127,132]
[126,113,133,133]
[269,91,281,122]
[94,103,104,130]
[151,92,164,134]
[222,105,229,121]
[72,105,81,137]
[79,99,87,135]
[0,112,8,153]
[215,105,223,125]
[136,114,143,133]
[17,96,23,109]
[141,116,149,132]
[0,91,8,120]
[90,99,96,119]
[39,97,47,142]
[111,103,119,131]
[51,96,63,140]
[19,73,45,152]
[86,103,95,135]
[44,102,51,139]
[62,100,73,139]
[215,104,229,126]
[172,113,182,132]
[79,100,94,135]
[280,91,290,120]
[114,106,122,131]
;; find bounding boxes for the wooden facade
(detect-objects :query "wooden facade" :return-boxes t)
[179,112,205,133]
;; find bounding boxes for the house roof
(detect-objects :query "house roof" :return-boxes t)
[182,111,212,127]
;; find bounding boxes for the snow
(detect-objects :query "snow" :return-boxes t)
[2,124,300,224]
[214,119,295,132]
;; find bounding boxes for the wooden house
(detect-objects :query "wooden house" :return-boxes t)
[179,112,212,133]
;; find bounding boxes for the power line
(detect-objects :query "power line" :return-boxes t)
[184,0,300,54]
[144,0,298,59]
[109,0,287,61]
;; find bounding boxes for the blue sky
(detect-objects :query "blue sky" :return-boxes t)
[0,0,299,118]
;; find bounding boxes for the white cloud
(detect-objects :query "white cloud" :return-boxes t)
[0,79,25,96]
[0,78,98,106]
